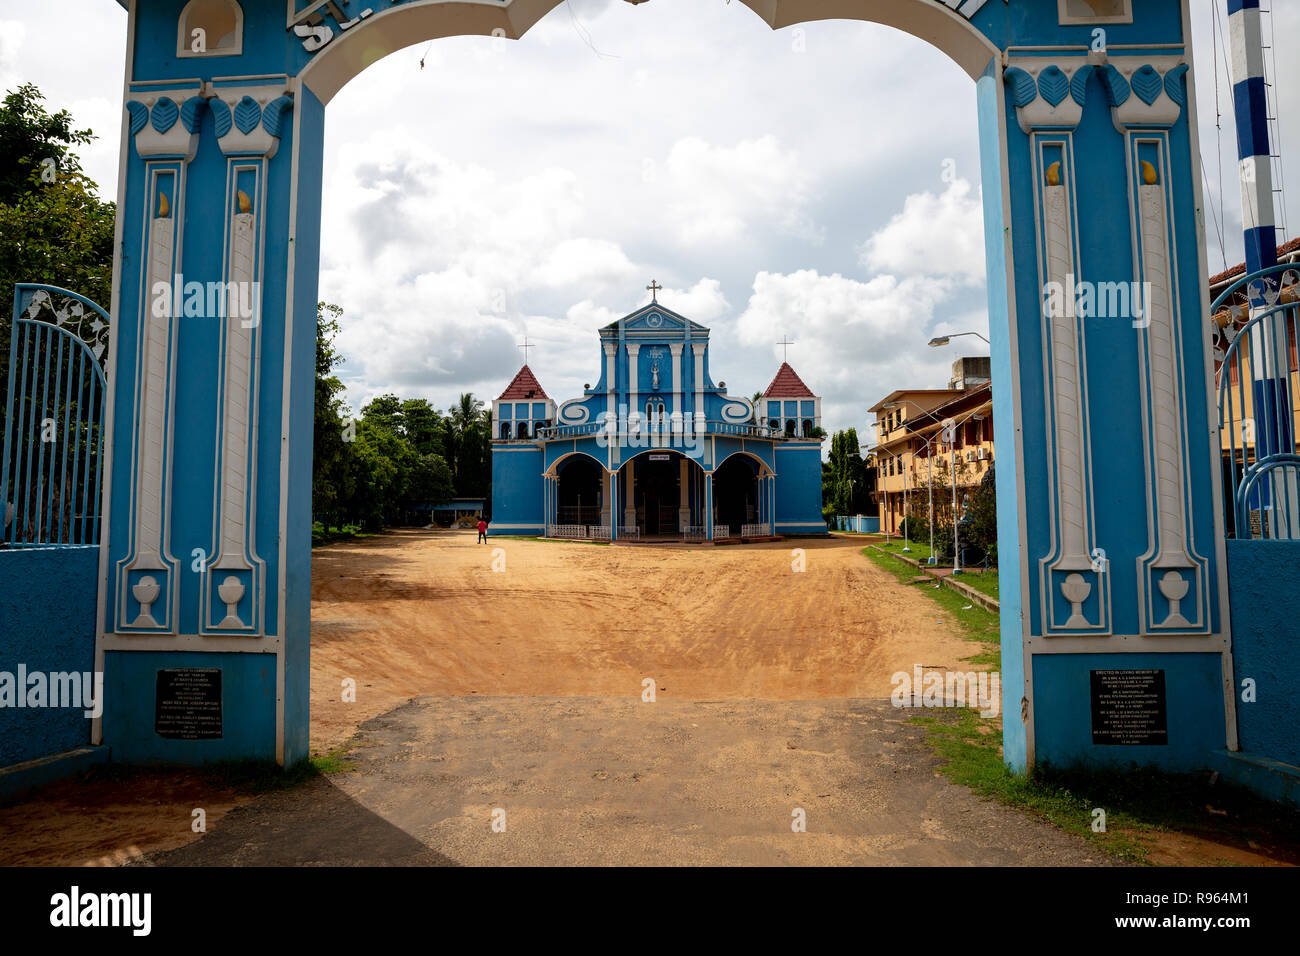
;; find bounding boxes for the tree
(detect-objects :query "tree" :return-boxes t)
[0,85,115,407]
[963,462,998,563]
[0,84,97,203]
[312,303,351,531]
[822,428,869,520]
[444,392,490,498]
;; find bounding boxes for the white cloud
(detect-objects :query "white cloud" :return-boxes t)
[859,178,986,282]
[531,238,636,288]
[735,268,963,425]
[666,135,822,246]
[655,278,729,322]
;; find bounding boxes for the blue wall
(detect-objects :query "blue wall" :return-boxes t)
[1033,652,1226,772]
[0,547,98,766]
[490,446,544,534]
[1226,540,1300,767]
[773,443,827,533]
[100,650,277,764]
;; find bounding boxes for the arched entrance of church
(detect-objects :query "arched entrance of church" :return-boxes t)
[554,454,603,528]
[713,454,769,538]
[634,455,678,537]
[93,0,1232,781]
[612,449,704,540]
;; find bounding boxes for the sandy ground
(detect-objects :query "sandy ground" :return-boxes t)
[4,531,1292,866]
[309,530,977,752]
[152,697,1106,867]
[2,530,983,866]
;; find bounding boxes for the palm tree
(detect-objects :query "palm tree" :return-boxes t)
[450,393,485,434]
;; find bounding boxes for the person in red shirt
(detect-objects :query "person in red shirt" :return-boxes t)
[477,518,488,543]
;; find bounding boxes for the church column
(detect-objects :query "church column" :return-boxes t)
[669,343,683,434]
[768,475,776,534]
[602,343,617,413]
[623,460,637,532]
[705,472,714,541]
[692,341,706,435]
[602,469,612,531]
[610,470,619,542]
[627,343,641,433]
[678,457,691,532]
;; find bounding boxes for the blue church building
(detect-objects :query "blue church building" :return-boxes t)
[490,296,827,541]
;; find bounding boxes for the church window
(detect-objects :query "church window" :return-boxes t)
[500,423,510,439]
[516,421,529,439]
[785,419,796,437]
[177,0,243,58]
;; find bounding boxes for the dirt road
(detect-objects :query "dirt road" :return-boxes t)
[153,696,1104,867]
[309,530,982,752]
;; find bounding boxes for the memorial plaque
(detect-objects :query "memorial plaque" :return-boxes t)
[155,668,223,739]
[1090,669,1167,745]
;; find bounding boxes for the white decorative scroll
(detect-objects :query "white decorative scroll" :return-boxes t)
[1043,184,1091,571]
[209,206,259,618]
[137,211,174,564]
[1138,181,1194,580]
[202,173,266,634]
[118,192,180,631]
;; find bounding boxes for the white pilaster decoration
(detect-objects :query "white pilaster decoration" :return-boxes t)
[114,90,207,632]
[1041,157,1098,622]
[627,343,641,433]
[1132,147,1207,631]
[1005,59,1106,633]
[1096,58,1209,633]
[669,342,684,434]
[602,342,617,462]
[199,85,293,635]
[692,341,706,435]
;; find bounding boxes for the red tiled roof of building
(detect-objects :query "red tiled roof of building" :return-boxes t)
[497,365,549,401]
[763,362,815,398]
[1209,237,1300,288]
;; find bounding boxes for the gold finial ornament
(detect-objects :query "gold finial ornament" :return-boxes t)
[1141,161,1159,185]
[1046,162,1061,187]
[157,192,170,218]
[237,190,252,214]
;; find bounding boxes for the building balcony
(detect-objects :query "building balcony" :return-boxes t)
[532,419,815,442]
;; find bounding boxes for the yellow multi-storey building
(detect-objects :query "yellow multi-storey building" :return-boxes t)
[867,369,994,536]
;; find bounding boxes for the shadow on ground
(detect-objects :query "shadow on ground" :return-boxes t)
[148,697,1109,867]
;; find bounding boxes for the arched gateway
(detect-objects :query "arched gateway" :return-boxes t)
[95,0,1233,776]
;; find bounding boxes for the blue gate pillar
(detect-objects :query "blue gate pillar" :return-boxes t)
[95,1,1231,773]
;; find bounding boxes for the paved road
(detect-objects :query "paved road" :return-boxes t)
[151,697,1107,866]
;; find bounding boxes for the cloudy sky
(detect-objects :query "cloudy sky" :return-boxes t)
[2,0,1298,445]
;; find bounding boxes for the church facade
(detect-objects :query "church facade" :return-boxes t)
[490,298,827,541]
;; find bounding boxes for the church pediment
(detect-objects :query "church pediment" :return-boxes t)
[602,302,708,336]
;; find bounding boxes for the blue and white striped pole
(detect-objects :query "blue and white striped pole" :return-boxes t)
[1227,0,1290,528]
[1227,0,1277,273]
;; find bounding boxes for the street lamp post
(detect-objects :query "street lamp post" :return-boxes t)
[928,331,990,349]
[879,404,913,552]
[944,409,985,575]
